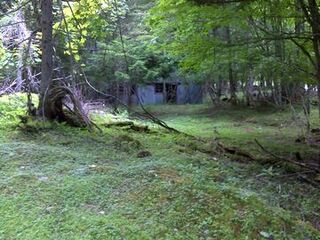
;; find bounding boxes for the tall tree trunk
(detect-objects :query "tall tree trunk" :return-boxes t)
[308,0,320,117]
[228,62,237,104]
[307,0,320,117]
[273,13,287,105]
[246,65,255,106]
[39,0,53,117]
[299,0,320,116]
[226,27,237,105]
[38,0,64,120]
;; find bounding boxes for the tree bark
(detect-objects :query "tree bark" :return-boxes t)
[308,0,320,117]
[38,0,64,120]
[226,27,237,105]
[298,0,320,116]
[39,0,53,117]
[246,65,254,106]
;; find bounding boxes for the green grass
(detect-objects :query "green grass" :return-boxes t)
[144,103,320,159]
[0,95,319,239]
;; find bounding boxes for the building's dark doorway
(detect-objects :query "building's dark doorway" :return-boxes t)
[166,83,177,103]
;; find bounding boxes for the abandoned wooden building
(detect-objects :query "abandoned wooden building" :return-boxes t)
[100,72,203,106]
[134,81,203,105]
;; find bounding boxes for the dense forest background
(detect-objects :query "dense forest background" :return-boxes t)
[1,0,320,118]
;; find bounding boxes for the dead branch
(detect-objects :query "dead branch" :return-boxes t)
[105,121,134,128]
[255,139,320,173]
[137,101,181,133]
[217,142,256,160]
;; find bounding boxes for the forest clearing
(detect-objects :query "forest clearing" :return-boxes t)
[1,0,320,239]
[0,94,319,239]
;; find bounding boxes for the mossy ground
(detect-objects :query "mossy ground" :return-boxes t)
[0,95,319,239]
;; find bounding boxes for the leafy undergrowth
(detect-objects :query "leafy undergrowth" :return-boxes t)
[0,95,319,239]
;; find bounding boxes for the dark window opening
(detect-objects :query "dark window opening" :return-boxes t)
[118,85,125,94]
[155,83,164,93]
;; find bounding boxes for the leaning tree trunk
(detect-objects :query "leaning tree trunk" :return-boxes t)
[38,0,64,120]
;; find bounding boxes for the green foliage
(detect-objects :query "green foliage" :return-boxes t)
[52,0,177,87]
[56,0,128,61]
[84,37,175,85]
[148,0,315,85]
[149,0,240,71]
[0,94,31,126]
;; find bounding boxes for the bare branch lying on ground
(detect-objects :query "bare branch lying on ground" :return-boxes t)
[255,139,320,173]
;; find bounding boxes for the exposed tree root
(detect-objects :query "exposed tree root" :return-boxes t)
[40,82,100,131]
